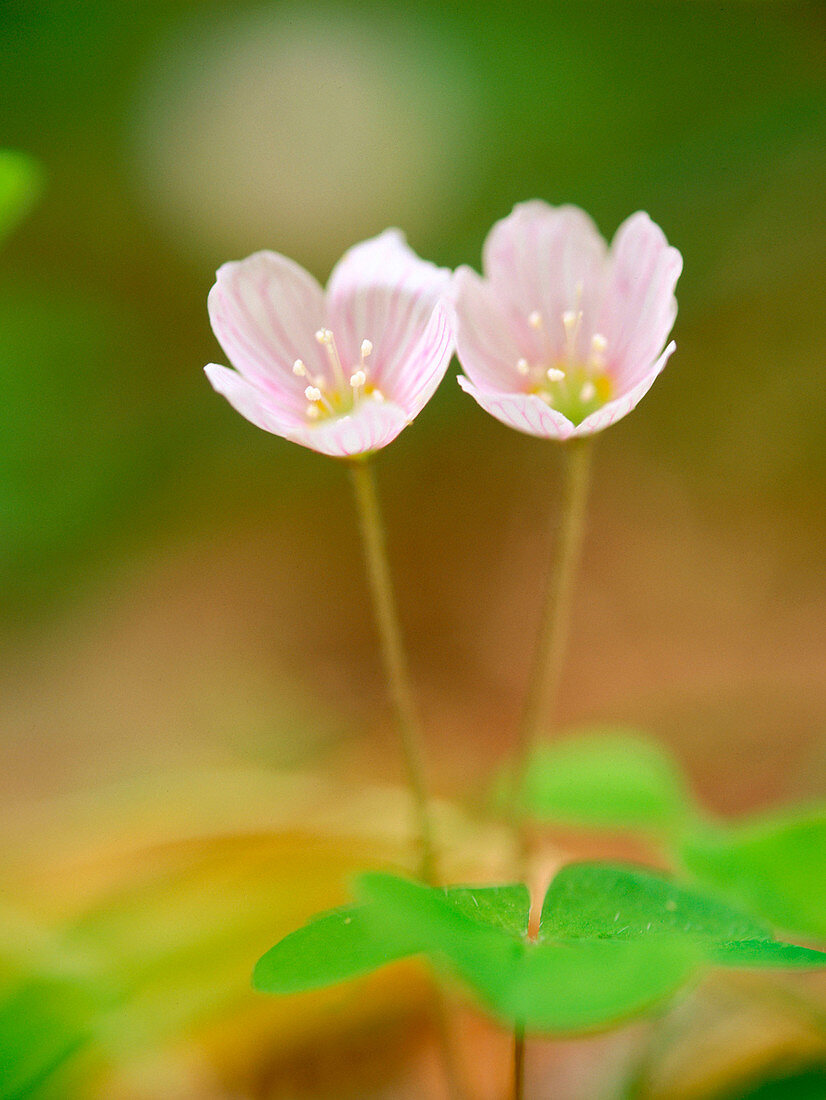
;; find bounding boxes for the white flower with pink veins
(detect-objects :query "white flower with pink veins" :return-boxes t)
[453,201,682,440]
[206,230,454,458]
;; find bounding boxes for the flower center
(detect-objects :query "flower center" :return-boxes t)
[516,309,613,424]
[293,329,385,423]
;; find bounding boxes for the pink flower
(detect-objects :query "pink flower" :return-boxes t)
[205,230,453,458]
[453,202,682,440]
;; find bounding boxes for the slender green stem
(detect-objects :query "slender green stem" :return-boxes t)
[348,459,468,1099]
[507,438,593,1100]
[347,457,437,886]
[510,437,594,819]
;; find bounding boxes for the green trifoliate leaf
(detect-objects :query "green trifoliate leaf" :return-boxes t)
[254,863,826,1035]
[516,729,692,833]
[680,807,826,941]
[357,873,699,1033]
[0,150,43,245]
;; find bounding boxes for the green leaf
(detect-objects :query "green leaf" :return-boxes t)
[255,863,826,1035]
[541,861,770,942]
[540,862,826,968]
[252,903,425,994]
[680,808,826,941]
[439,884,530,938]
[516,729,692,832]
[0,976,97,1100]
[357,874,527,1007]
[254,883,531,996]
[0,151,43,245]
[722,1067,826,1100]
[357,873,699,1033]
[496,939,699,1033]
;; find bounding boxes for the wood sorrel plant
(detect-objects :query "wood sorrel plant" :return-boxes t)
[205,204,826,1100]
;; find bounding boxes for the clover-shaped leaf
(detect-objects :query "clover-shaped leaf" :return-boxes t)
[515,729,693,833]
[254,862,826,1034]
[680,808,826,942]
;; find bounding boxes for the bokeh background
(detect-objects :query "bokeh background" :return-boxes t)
[1,2,825,1097]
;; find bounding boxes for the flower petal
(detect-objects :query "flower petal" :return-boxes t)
[452,266,525,391]
[573,341,675,437]
[205,363,299,435]
[387,300,455,418]
[598,212,682,388]
[457,375,577,441]
[207,362,411,457]
[283,400,412,458]
[326,229,451,408]
[482,202,608,360]
[208,251,326,414]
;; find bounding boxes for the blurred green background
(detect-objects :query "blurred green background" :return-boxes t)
[1,1,825,1097]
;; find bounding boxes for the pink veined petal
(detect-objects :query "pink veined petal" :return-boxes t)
[385,300,454,417]
[283,399,411,458]
[457,375,577,441]
[482,201,608,361]
[452,266,524,391]
[208,250,326,416]
[598,212,682,389]
[572,341,676,437]
[326,229,451,401]
[205,363,302,436]
[207,362,410,457]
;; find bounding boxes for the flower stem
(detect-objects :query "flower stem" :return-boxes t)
[347,457,437,886]
[511,436,594,814]
[507,437,593,1100]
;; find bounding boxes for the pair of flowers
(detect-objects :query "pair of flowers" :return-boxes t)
[206,201,682,457]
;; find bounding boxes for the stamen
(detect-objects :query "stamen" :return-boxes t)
[516,358,530,376]
[562,308,584,362]
[546,367,566,383]
[350,370,366,388]
[591,333,608,354]
[360,339,373,360]
[528,310,543,330]
[315,327,347,390]
[580,381,596,402]
[372,389,385,402]
[305,404,320,420]
[304,385,322,403]
[293,358,307,377]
